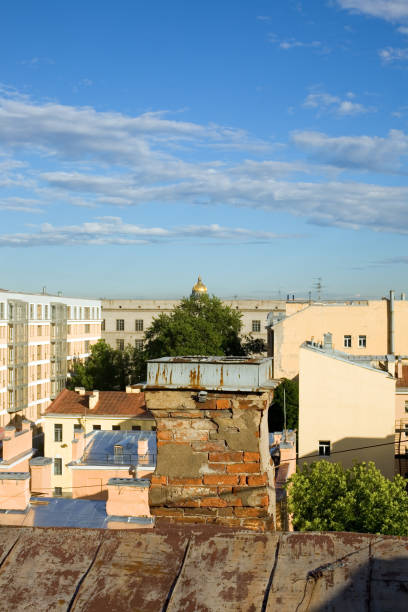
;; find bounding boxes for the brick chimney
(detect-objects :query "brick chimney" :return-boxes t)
[144,356,277,531]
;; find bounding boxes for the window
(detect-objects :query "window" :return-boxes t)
[101,319,105,331]
[93,424,101,431]
[358,335,367,348]
[252,320,261,332]
[37,325,42,336]
[132,425,141,431]
[54,487,62,496]
[36,384,42,400]
[85,324,90,333]
[37,345,42,360]
[44,305,49,320]
[135,319,144,331]
[54,423,63,442]
[67,325,71,334]
[54,458,62,475]
[112,425,120,431]
[116,319,125,331]
[73,424,82,434]
[116,339,124,351]
[135,339,143,351]
[319,440,331,456]
[84,340,90,353]
[344,335,352,348]
[37,364,41,379]
[30,304,34,319]
[37,304,42,319]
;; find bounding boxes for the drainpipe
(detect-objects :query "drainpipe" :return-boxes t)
[389,290,395,355]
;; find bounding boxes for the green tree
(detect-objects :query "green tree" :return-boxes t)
[268,378,298,432]
[143,293,244,360]
[286,460,408,536]
[67,340,145,390]
[67,340,118,390]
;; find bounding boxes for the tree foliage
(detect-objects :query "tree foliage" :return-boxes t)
[67,295,267,390]
[287,460,408,536]
[143,294,244,359]
[268,378,299,432]
[67,340,144,390]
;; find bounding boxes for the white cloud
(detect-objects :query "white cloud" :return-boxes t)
[269,34,326,51]
[2,88,408,236]
[303,91,374,116]
[0,217,298,247]
[336,1,408,22]
[292,129,408,171]
[379,46,408,62]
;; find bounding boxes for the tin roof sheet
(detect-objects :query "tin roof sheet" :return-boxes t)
[0,526,406,610]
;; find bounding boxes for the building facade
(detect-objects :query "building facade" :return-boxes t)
[43,387,155,495]
[299,343,396,479]
[268,291,408,379]
[102,276,285,352]
[0,289,102,432]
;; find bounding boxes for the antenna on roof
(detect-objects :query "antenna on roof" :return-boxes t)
[313,277,323,301]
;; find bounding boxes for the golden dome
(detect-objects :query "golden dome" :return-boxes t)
[192,275,208,295]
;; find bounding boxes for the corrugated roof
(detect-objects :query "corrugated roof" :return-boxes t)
[0,526,406,610]
[45,388,153,417]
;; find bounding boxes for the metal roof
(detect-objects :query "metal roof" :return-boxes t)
[0,526,406,610]
[146,355,277,391]
[80,430,156,467]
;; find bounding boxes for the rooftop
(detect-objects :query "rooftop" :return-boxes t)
[0,525,406,609]
[77,430,156,467]
[45,388,153,418]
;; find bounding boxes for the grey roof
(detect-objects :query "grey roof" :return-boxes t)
[80,430,156,466]
[30,457,53,466]
[0,472,30,480]
[107,477,150,488]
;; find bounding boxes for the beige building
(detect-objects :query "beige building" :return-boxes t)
[268,291,408,379]
[299,342,396,479]
[102,276,285,352]
[43,387,155,495]
[0,289,101,436]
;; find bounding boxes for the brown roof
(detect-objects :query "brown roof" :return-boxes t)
[396,365,408,388]
[45,389,152,418]
[0,526,407,610]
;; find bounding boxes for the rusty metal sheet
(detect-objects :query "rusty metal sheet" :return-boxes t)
[266,532,372,611]
[0,526,23,564]
[0,527,103,611]
[370,536,408,612]
[167,533,280,612]
[70,529,190,612]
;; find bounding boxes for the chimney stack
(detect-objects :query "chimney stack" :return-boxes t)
[89,390,99,410]
[74,387,86,396]
[145,356,276,531]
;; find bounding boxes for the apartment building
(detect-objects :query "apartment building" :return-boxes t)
[102,276,285,352]
[0,289,101,433]
[268,290,408,379]
[43,387,155,495]
[299,342,396,479]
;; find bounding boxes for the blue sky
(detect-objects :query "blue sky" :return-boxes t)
[1,0,408,299]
